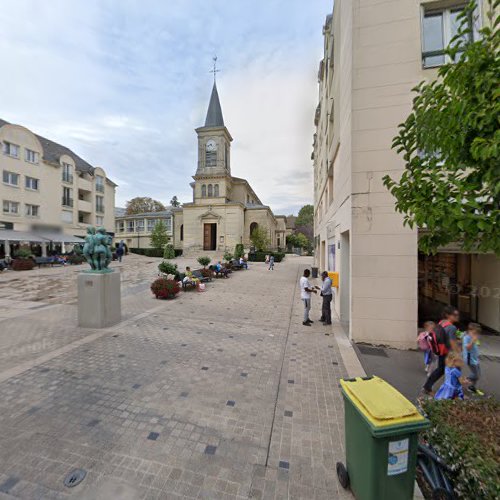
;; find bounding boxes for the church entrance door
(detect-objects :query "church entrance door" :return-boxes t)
[203,223,217,251]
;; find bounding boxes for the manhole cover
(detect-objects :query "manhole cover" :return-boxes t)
[64,469,87,488]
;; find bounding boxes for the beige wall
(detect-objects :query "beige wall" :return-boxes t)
[472,255,500,331]
[0,123,116,238]
[115,214,174,250]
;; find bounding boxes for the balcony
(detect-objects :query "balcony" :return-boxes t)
[62,197,74,208]
[78,199,92,213]
[78,177,92,192]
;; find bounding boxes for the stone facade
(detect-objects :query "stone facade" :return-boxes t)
[313,0,499,347]
[0,118,116,255]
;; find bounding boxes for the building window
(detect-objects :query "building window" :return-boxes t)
[62,187,73,207]
[127,220,135,232]
[62,163,73,183]
[136,219,144,232]
[214,184,219,197]
[2,200,19,214]
[422,5,472,68]
[3,170,19,187]
[165,217,172,232]
[95,174,105,193]
[96,195,104,213]
[26,204,39,217]
[25,176,39,190]
[206,149,216,167]
[201,184,207,197]
[25,149,39,164]
[250,222,258,237]
[61,210,73,223]
[208,184,213,197]
[180,224,184,241]
[96,215,104,226]
[117,221,125,232]
[147,219,156,231]
[225,144,229,170]
[2,142,19,158]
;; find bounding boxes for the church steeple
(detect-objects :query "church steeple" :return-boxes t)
[204,82,224,128]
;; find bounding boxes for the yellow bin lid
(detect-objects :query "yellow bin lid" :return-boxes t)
[340,376,426,428]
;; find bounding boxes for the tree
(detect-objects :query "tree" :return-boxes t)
[383,0,500,256]
[170,196,181,207]
[250,226,271,252]
[150,221,169,250]
[197,256,211,268]
[295,204,314,228]
[287,233,309,249]
[163,244,175,259]
[126,197,165,215]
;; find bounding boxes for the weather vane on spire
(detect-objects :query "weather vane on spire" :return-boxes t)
[209,55,220,83]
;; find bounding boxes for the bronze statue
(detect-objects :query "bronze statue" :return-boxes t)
[83,226,113,273]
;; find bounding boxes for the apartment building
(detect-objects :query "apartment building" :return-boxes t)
[0,119,116,256]
[313,0,499,347]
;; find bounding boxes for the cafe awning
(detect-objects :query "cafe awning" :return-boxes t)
[0,229,85,244]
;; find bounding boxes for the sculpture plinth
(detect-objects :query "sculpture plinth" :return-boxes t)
[78,271,121,328]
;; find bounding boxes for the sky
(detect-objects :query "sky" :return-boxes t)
[0,0,330,215]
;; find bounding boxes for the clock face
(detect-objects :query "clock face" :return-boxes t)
[206,140,217,152]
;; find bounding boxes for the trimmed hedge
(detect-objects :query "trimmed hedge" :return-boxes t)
[130,248,182,258]
[420,398,499,499]
[248,252,285,263]
[12,259,35,271]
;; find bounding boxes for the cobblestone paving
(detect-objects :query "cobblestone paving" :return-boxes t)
[0,255,352,499]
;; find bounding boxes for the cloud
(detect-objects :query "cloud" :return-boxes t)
[0,0,328,215]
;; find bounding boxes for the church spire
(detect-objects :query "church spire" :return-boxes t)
[204,82,225,128]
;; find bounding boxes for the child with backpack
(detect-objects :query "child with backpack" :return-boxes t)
[434,351,465,400]
[418,321,435,374]
[462,322,483,395]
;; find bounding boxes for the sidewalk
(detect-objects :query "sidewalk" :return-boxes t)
[0,255,355,499]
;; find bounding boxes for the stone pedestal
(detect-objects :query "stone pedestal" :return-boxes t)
[78,271,121,328]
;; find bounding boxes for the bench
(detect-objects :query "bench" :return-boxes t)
[34,257,56,268]
[230,260,244,270]
[192,269,212,282]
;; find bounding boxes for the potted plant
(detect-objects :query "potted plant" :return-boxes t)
[158,260,178,277]
[12,246,35,271]
[197,256,211,268]
[151,278,180,300]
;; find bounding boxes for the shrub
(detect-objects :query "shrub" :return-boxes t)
[163,244,175,259]
[129,248,163,257]
[150,278,180,299]
[223,251,233,262]
[200,268,213,278]
[247,252,285,263]
[158,260,178,276]
[12,259,35,271]
[420,398,500,499]
[14,246,32,259]
[234,244,244,259]
[197,256,211,268]
[67,254,85,265]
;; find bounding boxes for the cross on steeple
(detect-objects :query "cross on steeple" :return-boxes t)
[209,56,220,83]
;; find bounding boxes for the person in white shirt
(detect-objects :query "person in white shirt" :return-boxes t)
[299,269,317,326]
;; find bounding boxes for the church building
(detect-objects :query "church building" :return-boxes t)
[172,81,287,255]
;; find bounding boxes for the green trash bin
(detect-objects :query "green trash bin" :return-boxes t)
[337,376,429,500]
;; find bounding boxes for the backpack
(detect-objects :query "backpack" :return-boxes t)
[417,331,432,351]
[429,320,451,356]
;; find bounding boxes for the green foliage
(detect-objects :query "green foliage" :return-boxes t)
[295,204,314,227]
[197,256,211,268]
[287,232,309,249]
[14,246,32,259]
[129,248,163,257]
[248,252,285,263]
[250,226,271,252]
[223,251,233,262]
[151,278,180,299]
[234,244,245,259]
[170,196,180,207]
[150,220,170,250]
[158,260,178,276]
[421,398,500,499]
[163,244,175,259]
[384,0,500,256]
[126,197,165,214]
[67,254,85,265]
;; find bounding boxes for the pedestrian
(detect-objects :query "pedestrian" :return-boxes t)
[300,269,317,326]
[423,306,459,395]
[434,351,465,400]
[317,271,332,325]
[239,256,248,269]
[268,255,275,271]
[462,322,483,395]
[418,321,435,374]
[116,240,125,262]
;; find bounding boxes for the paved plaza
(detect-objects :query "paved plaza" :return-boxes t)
[0,255,362,499]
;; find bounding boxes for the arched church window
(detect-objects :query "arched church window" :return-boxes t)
[201,185,206,197]
[225,144,229,170]
[214,184,219,197]
[208,184,213,197]
[250,222,258,237]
